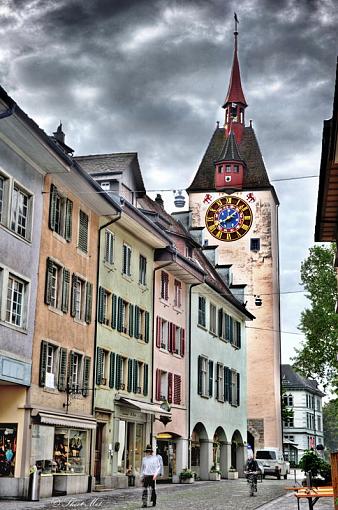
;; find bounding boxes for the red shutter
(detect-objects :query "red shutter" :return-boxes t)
[168,323,173,353]
[172,323,176,353]
[180,328,185,357]
[174,374,181,405]
[168,372,173,403]
[155,368,161,400]
[156,317,161,348]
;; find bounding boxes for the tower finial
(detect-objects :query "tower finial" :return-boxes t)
[234,12,239,50]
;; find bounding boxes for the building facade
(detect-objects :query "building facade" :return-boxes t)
[186,24,282,450]
[282,365,325,464]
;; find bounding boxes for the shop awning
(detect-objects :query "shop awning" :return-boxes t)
[116,397,171,416]
[38,412,97,430]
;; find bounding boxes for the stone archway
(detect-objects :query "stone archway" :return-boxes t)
[231,430,245,476]
[191,422,209,480]
[212,427,228,479]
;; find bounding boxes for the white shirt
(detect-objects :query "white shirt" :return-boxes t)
[156,454,164,476]
[141,455,161,477]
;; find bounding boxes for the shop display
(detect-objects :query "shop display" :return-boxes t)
[53,429,87,474]
[0,424,17,477]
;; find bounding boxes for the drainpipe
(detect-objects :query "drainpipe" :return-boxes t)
[151,259,174,445]
[89,210,121,490]
[188,281,203,469]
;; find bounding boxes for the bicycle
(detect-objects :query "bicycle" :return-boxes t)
[244,471,259,496]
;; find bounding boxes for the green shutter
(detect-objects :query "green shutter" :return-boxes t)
[133,359,138,392]
[197,356,202,395]
[128,304,134,337]
[237,322,241,348]
[109,352,115,388]
[111,294,117,329]
[143,364,148,396]
[58,348,67,391]
[85,282,93,323]
[122,245,127,274]
[70,274,78,317]
[65,199,73,241]
[96,347,103,385]
[117,297,123,332]
[61,268,70,312]
[68,350,75,390]
[44,257,54,305]
[237,372,240,406]
[229,316,234,343]
[144,311,150,343]
[127,359,133,392]
[98,287,105,324]
[78,210,89,252]
[115,354,121,389]
[218,308,223,337]
[39,341,48,387]
[208,360,213,397]
[82,356,91,396]
[49,184,57,231]
[134,306,140,338]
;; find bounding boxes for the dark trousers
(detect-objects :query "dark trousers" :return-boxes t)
[142,475,156,506]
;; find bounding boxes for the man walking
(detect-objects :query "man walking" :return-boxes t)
[141,444,161,508]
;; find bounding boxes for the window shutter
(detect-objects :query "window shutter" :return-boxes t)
[143,364,148,396]
[133,359,138,392]
[85,282,93,323]
[117,297,123,332]
[65,199,73,242]
[156,317,161,348]
[237,322,241,348]
[122,245,127,274]
[155,369,161,400]
[229,369,233,404]
[111,294,117,329]
[208,360,213,397]
[109,352,115,388]
[144,311,150,343]
[134,306,140,338]
[70,273,78,317]
[128,304,134,337]
[78,210,89,252]
[68,351,75,389]
[61,268,70,312]
[172,323,176,352]
[96,347,103,385]
[180,328,185,357]
[39,341,48,386]
[127,359,133,392]
[82,356,91,396]
[168,322,173,352]
[98,287,105,324]
[224,367,231,403]
[216,363,220,400]
[49,184,57,231]
[115,355,121,389]
[229,316,234,343]
[168,372,173,404]
[45,257,54,305]
[197,356,202,395]
[237,372,240,406]
[218,308,223,337]
[174,374,181,405]
[58,348,67,391]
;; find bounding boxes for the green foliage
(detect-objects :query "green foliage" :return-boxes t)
[179,468,195,479]
[298,450,331,483]
[292,244,338,391]
[323,398,338,452]
[281,386,294,422]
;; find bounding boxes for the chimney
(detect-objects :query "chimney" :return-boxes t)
[155,194,164,208]
[53,122,65,144]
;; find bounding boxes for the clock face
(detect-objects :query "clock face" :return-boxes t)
[205,195,253,242]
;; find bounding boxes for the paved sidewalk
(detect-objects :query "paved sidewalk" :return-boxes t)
[259,491,334,509]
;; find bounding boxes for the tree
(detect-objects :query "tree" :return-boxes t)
[292,244,338,391]
[323,399,338,452]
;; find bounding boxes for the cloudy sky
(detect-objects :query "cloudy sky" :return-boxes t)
[1,0,337,362]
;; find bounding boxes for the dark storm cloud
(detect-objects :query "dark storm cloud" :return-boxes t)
[1,0,337,360]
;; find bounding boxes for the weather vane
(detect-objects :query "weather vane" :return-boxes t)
[234,12,239,33]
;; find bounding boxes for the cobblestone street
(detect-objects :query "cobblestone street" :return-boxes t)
[0,477,333,510]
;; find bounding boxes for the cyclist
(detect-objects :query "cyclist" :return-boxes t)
[245,455,260,495]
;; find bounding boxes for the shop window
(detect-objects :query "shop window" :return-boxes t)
[54,429,87,473]
[0,424,17,477]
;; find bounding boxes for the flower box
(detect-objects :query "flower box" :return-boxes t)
[228,470,238,480]
[209,472,221,481]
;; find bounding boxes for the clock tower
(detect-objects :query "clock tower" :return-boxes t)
[186,18,282,450]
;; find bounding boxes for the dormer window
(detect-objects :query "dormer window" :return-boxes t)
[218,165,222,174]
[101,182,110,191]
[226,165,231,173]
[234,165,239,173]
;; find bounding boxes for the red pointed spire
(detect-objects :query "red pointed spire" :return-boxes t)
[223,14,247,143]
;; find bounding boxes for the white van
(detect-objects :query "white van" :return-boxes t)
[255,448,290,479]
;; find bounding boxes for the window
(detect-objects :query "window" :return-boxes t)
[225,313,232,342]
[226,165,231,172]
[160,271,169,300]
[198,356,209,397]
[98,287,111,326]
[0,173,6,224]
[284,416,294,428]
[231,370,240,406]
[139,255,147,286]
[233,165,239,173]
[250,238,260,251]
[283,394,293,407]
[49,184,72,241]
[160,371,168,400]
[73,277,85,321]
[78,210,89,253]
[209,303,217,334]
[160,319,169,349]
[10,184,31,240]
[174,326,181,354]
[134,306,150,342]
[232,321,241,348]
[216,363,224,402]
[100,182,110,191]
[5,273,27,328]
[122,244,132,276]
[122,300,129,334]
[115,355,126,390]
[198,296,206,327]
[174,280,182,308]
[50,261,62,309]
[70,352,82,390]
[104,230,115,265]
[39,341,58,388]
[70,275,92,323]
[45,259,71,313]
